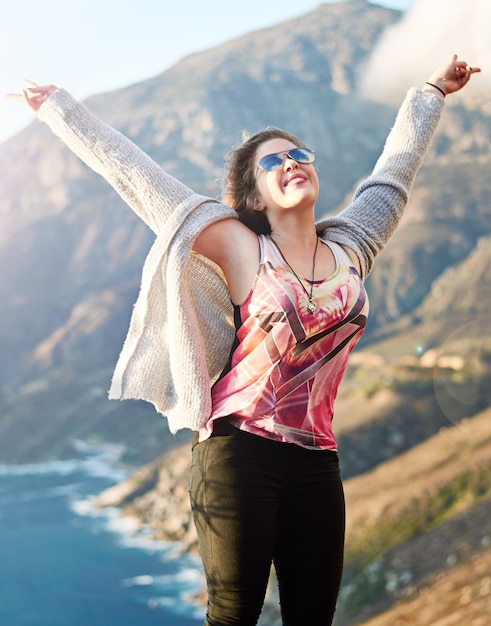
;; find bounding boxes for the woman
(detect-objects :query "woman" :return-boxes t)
[8,55,479,625]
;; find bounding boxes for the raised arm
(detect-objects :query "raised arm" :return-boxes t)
[7,81,200,234]
[317,55,481,278]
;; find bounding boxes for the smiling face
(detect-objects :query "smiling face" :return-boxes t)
[222,127,317,235]
[254,138,319,217]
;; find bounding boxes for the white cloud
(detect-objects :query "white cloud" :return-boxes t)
[359,0,491,107]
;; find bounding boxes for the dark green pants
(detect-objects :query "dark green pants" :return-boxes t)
[189,420,345,625]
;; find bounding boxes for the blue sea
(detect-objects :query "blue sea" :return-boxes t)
[0,442,205,626]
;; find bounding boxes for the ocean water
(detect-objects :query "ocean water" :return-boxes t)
[0,442,205,626]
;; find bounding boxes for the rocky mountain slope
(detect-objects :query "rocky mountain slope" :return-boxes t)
[1,1,490,623]
[359,549,491,626]
[1,0,490,464]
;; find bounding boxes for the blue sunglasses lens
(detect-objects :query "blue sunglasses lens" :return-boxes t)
[258,147,315,172]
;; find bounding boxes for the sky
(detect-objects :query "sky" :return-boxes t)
[0,0,412,145]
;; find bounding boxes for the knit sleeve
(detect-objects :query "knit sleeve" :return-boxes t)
[317,88,445,279]
[37,89,198,235]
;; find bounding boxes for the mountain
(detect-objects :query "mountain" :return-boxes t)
[2,1,491,623]
[0,0,405,463]
[2,0,490,464]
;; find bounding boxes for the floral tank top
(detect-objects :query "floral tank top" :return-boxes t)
[199,234,369,450]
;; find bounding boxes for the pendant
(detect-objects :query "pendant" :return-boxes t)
[307,298,317,314]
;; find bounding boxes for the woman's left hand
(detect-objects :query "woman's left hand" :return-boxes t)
[424,54,481,97]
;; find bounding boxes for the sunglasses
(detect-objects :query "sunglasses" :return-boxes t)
[256,147,316,172]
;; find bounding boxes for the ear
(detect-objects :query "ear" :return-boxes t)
[253,195,265,212]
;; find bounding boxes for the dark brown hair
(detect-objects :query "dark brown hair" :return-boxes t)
[222,127,306,234]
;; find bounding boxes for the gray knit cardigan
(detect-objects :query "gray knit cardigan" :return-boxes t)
[38,88,444,433]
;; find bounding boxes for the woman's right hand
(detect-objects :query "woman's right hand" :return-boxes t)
[6,80,58,112]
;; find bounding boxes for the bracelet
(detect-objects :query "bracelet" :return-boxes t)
[425,82,446,98]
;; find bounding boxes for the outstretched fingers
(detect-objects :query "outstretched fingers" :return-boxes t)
[5,80,58,111]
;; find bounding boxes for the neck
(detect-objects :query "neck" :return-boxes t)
[268,205,316,246]
[269,226,317,251]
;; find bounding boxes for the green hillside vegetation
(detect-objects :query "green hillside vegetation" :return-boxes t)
[337,407,491,623]
[359,549,491,626]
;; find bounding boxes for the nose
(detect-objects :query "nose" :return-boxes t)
[283,156,298,171]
